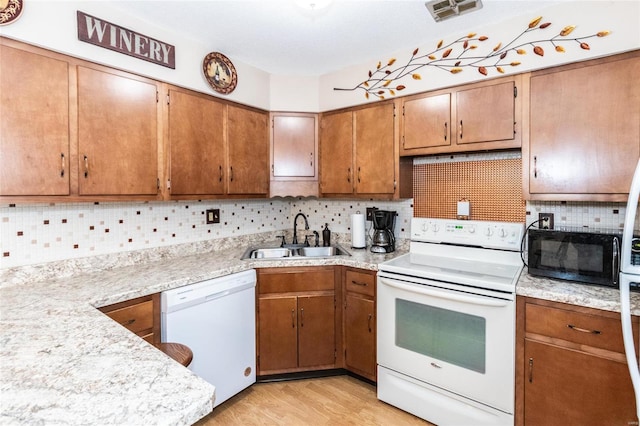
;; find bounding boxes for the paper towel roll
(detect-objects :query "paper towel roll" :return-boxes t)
[351,213,366,249]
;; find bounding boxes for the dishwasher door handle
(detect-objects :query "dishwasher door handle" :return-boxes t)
[203,282,256,302]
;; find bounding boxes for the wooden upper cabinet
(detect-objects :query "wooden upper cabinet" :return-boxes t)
[77,66,160,196]
[525,51,640,201]
[270,112,318,197]
[319,110,353,195]
[0,41,70,196]
[456,80,516,145]
[355,102,396,195]
[319,101,411,200]
[167,88,225,196]
[400,75,521,156]
[402,92,451,150]
[227,104,269,195]
[272,114,316,178]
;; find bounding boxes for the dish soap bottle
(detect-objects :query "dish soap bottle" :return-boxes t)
[322,223,331,247]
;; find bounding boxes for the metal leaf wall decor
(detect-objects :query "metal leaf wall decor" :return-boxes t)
[334,16,611,100]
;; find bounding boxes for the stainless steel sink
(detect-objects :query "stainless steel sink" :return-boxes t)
[296,246,348,257]
[241,244,350,260]
[246,247,293,259]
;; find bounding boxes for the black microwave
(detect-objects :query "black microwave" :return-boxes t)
[527,228,621,288]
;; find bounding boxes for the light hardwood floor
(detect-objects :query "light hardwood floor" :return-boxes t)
[196,375,432,425]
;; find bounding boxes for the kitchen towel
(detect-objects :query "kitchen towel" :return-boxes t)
[351,213,366,249]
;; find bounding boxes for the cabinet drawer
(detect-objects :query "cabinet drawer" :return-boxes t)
[525,303,632,353]
[259,268,335,294]
[345,269,375,297]
[102,299,154,335]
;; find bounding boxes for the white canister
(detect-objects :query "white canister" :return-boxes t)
[351,213,366,249]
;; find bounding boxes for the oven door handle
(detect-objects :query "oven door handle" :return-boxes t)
[380,277,511,307]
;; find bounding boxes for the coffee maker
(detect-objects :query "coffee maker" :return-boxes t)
[371,210,396,253]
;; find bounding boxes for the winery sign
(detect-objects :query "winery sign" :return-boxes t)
[77,11,175,69]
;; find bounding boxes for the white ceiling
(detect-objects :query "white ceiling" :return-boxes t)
[111,0,572,76]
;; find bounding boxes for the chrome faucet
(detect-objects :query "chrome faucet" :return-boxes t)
[292,213,309,245]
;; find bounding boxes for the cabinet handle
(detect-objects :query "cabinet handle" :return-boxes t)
[121,318,135,327]
[459,120,463,139]
[351,280,368,287]
[310,152,313,167]
[83,155,89,178]
[300,307,304,327]
[230,166,234,182]
[444,122,447,141]
[60,153,65,178]
[367,313,372,333]
[347,167,351,183]
[291,309,295,328]
[533,156,538,178]
[528,357,533,383]
[357,167,361,183]
[219,165,223,182]
[567,324,601,335]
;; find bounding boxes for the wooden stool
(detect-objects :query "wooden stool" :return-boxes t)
[154,342,193,367]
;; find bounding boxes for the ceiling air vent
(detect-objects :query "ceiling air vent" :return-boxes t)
[425,0,483,22]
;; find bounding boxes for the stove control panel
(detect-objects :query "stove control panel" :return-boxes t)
[411,218,524,251]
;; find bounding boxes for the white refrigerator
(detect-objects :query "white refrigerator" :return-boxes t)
[621,158,640,420]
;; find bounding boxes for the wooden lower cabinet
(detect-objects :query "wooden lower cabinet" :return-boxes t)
[98,294,160,344]
[257,267,339,376]
[517,296,638,425]
[343,268,376,381]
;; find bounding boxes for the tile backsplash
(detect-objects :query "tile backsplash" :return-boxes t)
[526,201,633,231]
[0,198,413,269]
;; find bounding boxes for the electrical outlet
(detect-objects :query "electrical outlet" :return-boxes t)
[366,207,377,221]
[538,212,554,230]
[206,209,220,224]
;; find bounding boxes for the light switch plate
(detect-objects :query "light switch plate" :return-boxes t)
[206,209,220,224]
[457,200,470,219]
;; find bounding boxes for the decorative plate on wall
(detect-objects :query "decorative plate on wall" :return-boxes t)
[202,52,238,95]
[0,0,24,25]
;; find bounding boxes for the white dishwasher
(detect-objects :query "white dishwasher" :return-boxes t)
[161,269,256,407]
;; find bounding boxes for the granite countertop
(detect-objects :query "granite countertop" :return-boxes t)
[2,237,638,425]
[0,240,402,425]
[516,269,640,315]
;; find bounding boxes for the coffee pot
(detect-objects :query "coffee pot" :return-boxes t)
[371,210,396,253]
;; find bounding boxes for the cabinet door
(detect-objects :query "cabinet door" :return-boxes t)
[402,93,451,150]
[344,294,375,379]
[456,80,515,145]
[524,339,637,425]
[298,295,335,368]
[319,111,353,195]
[354,102,396,195]
[0,44,70,196]
[167,89,225,196]
[227,105,269,195]
[258,296,298,372]
[528,55,640,196]
[77,66,159,195]
[272,114,316,178]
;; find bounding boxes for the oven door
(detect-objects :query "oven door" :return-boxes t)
[377,273,515,414]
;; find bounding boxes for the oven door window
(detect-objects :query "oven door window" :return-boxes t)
[396,298,486,373]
